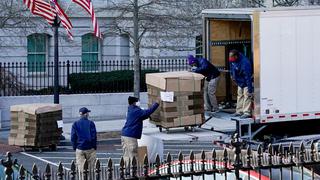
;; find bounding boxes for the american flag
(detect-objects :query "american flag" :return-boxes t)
[72,0,102,38]
[23,0,56,25]
[50,0,74,39]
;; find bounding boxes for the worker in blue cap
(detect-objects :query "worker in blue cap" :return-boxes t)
[71,107,97,179]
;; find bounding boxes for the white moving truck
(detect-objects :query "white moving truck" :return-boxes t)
[202,7,320,140]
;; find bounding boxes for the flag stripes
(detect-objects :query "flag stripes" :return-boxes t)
[23,0,56,25]
[72,0,102,38]
[23,0,73,39]
[51,0,73,39]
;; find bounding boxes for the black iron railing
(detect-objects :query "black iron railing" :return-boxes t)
[2,134,320,179]
[0,59,189,96]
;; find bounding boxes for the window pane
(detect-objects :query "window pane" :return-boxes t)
[82,33,98,52]
[27,35,36,53]
[27,54,46,72]
[35,35,46,52]
[82,34,91,52]
[196,35,203,58]
[91,37,98,52]
[82,53,98,71]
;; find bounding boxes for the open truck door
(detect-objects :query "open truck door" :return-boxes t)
[202,7,320,140]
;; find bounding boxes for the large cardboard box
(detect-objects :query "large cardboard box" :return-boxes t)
[146,71,204,92]
[146,71,205,128]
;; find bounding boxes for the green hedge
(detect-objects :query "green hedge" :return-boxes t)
[69,70,159,93]
[22,86,70,95]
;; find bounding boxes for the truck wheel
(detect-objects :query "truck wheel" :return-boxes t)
[184,127,189,131]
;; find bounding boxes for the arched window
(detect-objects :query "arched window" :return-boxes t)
[82,33,99,71]
[27,33,48,72]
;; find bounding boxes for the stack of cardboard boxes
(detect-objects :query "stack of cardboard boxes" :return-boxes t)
[8,104,62,147]
[146,71,205,128]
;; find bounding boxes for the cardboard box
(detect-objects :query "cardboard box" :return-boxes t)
[174,114,203,126]
[146,72,205,128]
[9,103,62,147]
[146,71,204,92]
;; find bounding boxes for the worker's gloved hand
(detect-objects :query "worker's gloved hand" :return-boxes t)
[155,97,161,104]
[191,66,197,72]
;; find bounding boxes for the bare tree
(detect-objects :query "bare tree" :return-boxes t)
[102,0,269,97]
[0,0,40,95]
[0,66,24,96]
[0,0,37,29]
[272,0,300,6]
[103,0,232,96]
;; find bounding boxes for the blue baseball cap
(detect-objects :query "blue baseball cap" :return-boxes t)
[79,107,91,114]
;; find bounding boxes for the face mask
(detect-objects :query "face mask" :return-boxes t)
[229,56,237,62]
[135,101,141,107]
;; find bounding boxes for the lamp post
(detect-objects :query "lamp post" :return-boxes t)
[53,16,60,104]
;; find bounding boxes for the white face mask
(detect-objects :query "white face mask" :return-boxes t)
[135,101,141,107]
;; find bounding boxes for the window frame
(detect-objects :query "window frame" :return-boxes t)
[27,33,49,73]
[81,33,101,72]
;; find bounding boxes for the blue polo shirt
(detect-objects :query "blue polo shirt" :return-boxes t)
[71,117,97,150]
[122,103,159,139]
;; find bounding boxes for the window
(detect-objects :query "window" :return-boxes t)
[195,35,203,58]
[82,33,99,71]
[27,34,48,72]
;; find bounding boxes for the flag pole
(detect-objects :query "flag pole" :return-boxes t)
[53,15,60,104]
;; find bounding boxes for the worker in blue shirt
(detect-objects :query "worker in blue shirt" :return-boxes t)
[229,49,253,119]
[188,55,221,113]
[121,96,159,166]
[71,107,97,178]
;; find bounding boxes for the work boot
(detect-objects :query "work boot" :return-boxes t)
[205,111,213,116]
[240,113,251,119]
[231,112,243,117]
[212,108,220,113]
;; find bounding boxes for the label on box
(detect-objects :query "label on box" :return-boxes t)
[57,120,63,128]
[160,91,174,102]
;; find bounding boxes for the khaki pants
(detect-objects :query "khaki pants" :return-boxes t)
[204,77,220,111]
[76,148,96,180]
[121,136,138,167]
[236,86,252,115]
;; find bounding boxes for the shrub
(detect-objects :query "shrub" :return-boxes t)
[69,69,159,93]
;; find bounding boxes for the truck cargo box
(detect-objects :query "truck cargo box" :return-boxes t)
[202,7,320,123]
